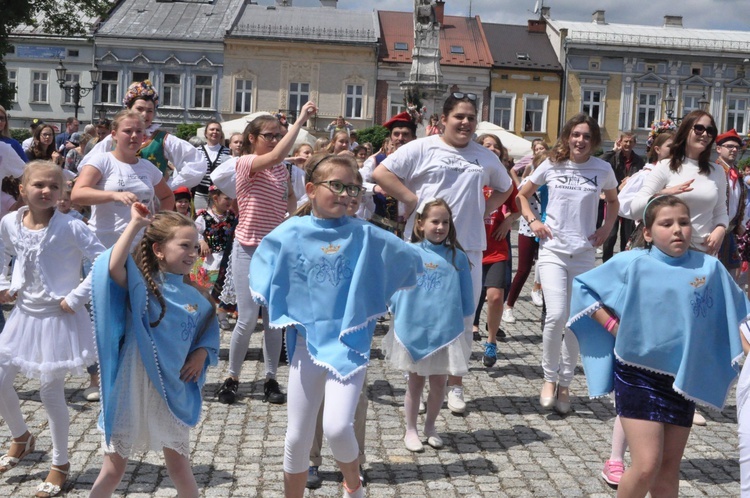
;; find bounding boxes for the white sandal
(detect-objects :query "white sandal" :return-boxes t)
[35,464,69,498]
[0,433,35,472]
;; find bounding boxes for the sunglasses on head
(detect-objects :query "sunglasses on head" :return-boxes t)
[692,124,717,137]
[451,92,478,101]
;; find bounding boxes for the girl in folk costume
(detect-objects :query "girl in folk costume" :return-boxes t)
[89,203,219,497]
[0,161,105,497]
[173,186,194,219]
[384,198,474,453]
[195,186,238,329]
[194,119,231,210]
[81,80,206,190]
[567,195,750,498]
[249,154,421,498]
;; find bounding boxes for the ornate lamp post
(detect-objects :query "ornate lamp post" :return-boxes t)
[55,60,101,120]
[663,91,709,123]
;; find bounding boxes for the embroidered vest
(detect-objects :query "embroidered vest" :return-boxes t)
[197,210,238,253]
[138,130,169,177]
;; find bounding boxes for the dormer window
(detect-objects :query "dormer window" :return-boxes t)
[394,42,408,51]
[450,45,464,54]
[516,53,531,61]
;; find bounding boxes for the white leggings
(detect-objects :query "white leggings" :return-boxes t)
[537,248,594,387]
[0,365,68,465]
[284,336,366,474]
[228,240,283,379]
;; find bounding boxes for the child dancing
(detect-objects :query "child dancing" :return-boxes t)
[89,203,219,497]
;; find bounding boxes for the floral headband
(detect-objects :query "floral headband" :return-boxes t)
[646,119,677,150]
[123,80,160,108]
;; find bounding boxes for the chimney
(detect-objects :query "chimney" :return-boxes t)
[434,0,445,25]
[663,15,683,28]
[320,0,337,7]
[540,6,550,18]
[528,19,546,33]
[276,0,292,5]
[592,10,606,24]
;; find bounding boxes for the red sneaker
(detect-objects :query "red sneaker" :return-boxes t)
[601,459,625,486]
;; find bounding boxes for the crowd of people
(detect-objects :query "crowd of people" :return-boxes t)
[0,78,750,498]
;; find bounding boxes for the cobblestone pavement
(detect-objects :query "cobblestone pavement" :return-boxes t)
[0,247,743,497]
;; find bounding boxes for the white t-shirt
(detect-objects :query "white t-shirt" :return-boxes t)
[529,157,617,255]
[381,135,512,251]
[85,152,164,248]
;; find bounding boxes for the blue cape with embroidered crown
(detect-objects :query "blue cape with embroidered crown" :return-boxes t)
[249,215,422,380]
[388,240,474,362]
[567,246,750,410]
[92,248,220,444]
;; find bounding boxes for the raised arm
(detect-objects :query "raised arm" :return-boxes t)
[109,203,151,288]
[250,102,318,173]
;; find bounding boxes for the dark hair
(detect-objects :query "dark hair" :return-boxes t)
[66,117,78,126]
[631,195,691,249]
[204,119,223,138]
[668,110,717,175]
[240,115,278,155]
[442,93,478,117]
[475,134,505,159]
[549,113,601,164]
[411,198,467,269]
[133,211,197,327]
[646,131,675,164]
[352,145,368,156]
[29,125,57,160]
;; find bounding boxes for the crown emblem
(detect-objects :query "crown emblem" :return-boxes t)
[424,262,438,270]
[689,277,706,288]
[184,303,198,312]
[321,243,341,255]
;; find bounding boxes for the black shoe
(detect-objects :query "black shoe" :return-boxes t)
[264,378,287,404]
[217,378,239,405]
[306,465,323,489]
[497,327,507,339]
[360,465,367,487]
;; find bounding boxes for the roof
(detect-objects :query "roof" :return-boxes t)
[547,18,750,54]
[96,0,245,42]
[377,10,492,68]
[483,22,561,71]
[12,10,99,37]
[228,5,379,44]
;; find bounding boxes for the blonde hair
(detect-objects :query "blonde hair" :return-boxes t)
[21,160,64,188]
[326,131,350,153]
[294,154,359,216]
[112,109,145,131]
[411,198,466,269]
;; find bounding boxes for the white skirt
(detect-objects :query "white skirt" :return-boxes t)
[100,336,190,458]
[0,306,96,382]
[383,321,472,377]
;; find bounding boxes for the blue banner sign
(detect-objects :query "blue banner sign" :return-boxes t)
[16,45,66,59]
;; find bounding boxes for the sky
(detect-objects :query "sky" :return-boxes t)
[281,0,750,31]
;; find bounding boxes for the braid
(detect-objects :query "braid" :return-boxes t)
[134,237,167,327]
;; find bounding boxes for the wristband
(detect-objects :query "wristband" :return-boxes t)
[527,217,537,224]
[604,316,619,332]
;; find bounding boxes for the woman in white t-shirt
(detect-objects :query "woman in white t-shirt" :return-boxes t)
[372,93,513,415]
[71,110,175,248]
[517,113,619,415]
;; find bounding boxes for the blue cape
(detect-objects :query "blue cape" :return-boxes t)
[249,215,421,380]
[388,240,474,362]
[92,248,219,444]
[567,247,749,410]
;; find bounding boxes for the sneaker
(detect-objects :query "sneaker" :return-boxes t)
[306,465,323,489]
[359,465,367,487]
[530,289,544,307]
[83,386,100,402]
[693,412,707,426]
[447,386,466,414]
[263,378,287,404]
[502,308,516,323]
[418,397,426,414]
[482,342,497,367]
[601,459,625,486]
[217,378,239,405]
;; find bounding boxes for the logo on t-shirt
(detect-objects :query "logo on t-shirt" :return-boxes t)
[553,173,599,190]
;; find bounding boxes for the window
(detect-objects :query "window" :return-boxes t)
[132,71,150,82]
[491,93,515,130]
[682,94,702,117]
[162,74,181,107]
[100,71,119,104]
[193,75,213,109]
[234,79,252,114]
[390,93,405,118]
[288,82,309,118]
[7,70,16,103]
[31,71,49,103]
[450,46,464,54]
[62,73,80,105]
[345,84,363,119]
[516,53,531,61]
[394,42,408,51]
[523,95,547,132]
[727,97,747,134]
[67,49,79,57]
[581,88,604,125]
[636,91,660,129]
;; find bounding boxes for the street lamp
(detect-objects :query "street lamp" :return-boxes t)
[56,60,101,120]
[663,92,676,121]
[698,92,710,111]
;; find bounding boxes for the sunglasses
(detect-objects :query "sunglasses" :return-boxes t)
[692,124,717,137]
[452,92,478,101]
[315,180,364,197]
[259,132,284,142]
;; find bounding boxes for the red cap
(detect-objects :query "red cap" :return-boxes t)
[173,187,192,200]
[383,111,416,132]
[716,128,743,146]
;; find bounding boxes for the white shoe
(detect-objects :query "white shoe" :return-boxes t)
[447,386,466,414]
[418,397,426,414]
[530,288,544,307]
[502,308,516,323]
[693,412,707,426]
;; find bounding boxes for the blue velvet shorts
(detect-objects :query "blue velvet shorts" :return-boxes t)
[614,359,695,428]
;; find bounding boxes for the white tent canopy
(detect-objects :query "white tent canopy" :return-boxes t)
[474,122,533,160]
[196,112,317,148]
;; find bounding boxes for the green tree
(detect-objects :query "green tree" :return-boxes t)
[0,1,112,108]
[356,125,390,151]
[175,123,202,141]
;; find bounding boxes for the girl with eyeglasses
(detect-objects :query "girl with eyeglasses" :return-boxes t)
[215,102,317,407]
[27,125,62,166]
[631,110,728,255]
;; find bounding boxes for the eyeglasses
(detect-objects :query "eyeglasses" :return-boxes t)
[452,92,477,101]
[259,133,284,142]
[720,144,740,150]
[40,133,53,138]
[315,180,364,197]
[692,124,717,137]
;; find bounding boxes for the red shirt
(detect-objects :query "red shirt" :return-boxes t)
[482,184,519,264]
